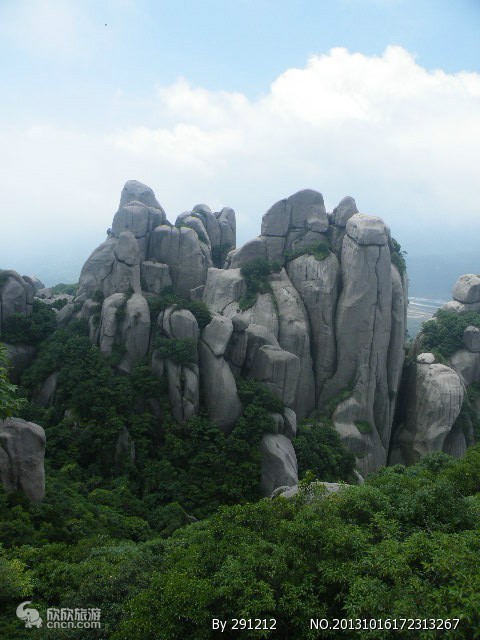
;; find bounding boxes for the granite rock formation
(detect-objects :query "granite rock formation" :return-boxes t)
[0,418,46,502]
[52,180,411,490]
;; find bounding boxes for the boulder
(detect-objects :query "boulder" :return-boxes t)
[346,214,389,245]
[225,330,248,372]
[140,260,172,294]
[452,274,480,304]
[164,308,199,341]
[282,408,297,440]
[119,294,151,373]
[177,215,210,247]
[148,225,211,297]
[22,275,45,292]
[332,196,358,227]
[249,345,300,408]
[199,340,242,433]
[0,418,45,502]
[0,271,34,332]
[260,433,298,496]
[76,239,117,298]
[202,315,233,357]
[244,324,280,370]
[166,361,200,423]
[463,326,480,353]
[4,344,36,384]
[202,268,246,314]
[217,207,236,255]
[33,372,58,407]
[228,237,266,269]
[442,300,480,314]
[417,353,436,365]
[448,349,480,386]
[56,302,76,327]
[261,189,328,237]
[119,179,164,211]
[225,293,279,339]
[389,363,464,465]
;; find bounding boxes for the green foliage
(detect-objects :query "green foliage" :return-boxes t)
[114,449,480,640]
[390,237,408,276]
[421,309,480,358]
[51,282,78,296]
[115,295,128,323]
[318,385,353,421]
[145,289,212,328]
[0,299,57,346]
[239,258,281,310]
[355,420,373,434]
[285,238,331,262]
[50,297,69,310]
[185,300,212,329]
[154,336,196,365]
[236,376,284,413]
[295,420,356,481]
[0,343,26,419]
[211,244,232,268]
[92,288,105,304]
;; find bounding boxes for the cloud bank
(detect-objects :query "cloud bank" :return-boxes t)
[1,46,479,283]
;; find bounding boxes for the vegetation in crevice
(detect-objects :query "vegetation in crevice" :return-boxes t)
[0,299,57,346]
[285,238,331,263]
[238,258,282,311]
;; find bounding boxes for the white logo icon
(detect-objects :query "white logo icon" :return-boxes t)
[16,601,43,628]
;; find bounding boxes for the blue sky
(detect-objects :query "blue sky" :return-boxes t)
[1,0,479,292]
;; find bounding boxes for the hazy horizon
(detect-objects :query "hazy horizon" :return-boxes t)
[1,1,479,295]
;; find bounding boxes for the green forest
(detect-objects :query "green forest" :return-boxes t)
[1,298,480,639]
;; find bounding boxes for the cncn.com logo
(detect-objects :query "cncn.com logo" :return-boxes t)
[16,603,102,630]
[16,602,43,628]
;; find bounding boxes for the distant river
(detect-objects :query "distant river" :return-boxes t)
[407,296,448,337]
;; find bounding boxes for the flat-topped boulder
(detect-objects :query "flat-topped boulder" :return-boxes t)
[346,213,389,245]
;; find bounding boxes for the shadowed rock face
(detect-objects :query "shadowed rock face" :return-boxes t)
[0,418,45,503]
[389,361,464,466]
[0,270,34,334]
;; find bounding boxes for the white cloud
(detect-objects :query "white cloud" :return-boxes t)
[1,46,480,282]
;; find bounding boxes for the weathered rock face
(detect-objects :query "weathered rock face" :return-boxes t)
[72,181,408,480]
[287,252,339,402]
[389,361,464,465]
[156,306,200,423]
[0,270,34,333]
[199,338,242,433]
[148,226,211,297]
[260,433,298,496]
[463,326,480,353]
[319,215,395,473]
[98,292,150,373]
[453,274,480,304]
[0,418,45,502]
[4,344,36,384]
[270,269,315,418]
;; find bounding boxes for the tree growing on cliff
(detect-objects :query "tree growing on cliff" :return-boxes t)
[0,343,25,420]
